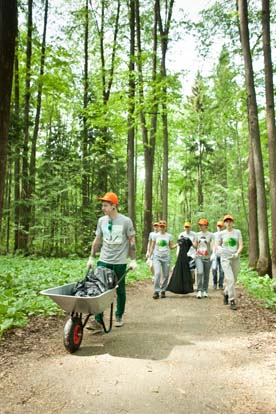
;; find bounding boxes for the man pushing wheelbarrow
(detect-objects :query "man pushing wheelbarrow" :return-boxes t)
[87,192,137,331]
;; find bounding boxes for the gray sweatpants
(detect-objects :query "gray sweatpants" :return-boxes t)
[221,256,240,301]
[153,256,170,292]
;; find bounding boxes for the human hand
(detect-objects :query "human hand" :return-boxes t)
[210,253,216,261]
[146,258,151,265]
[129,260,137,270]
[232,252,239,258]
[87,256,95,268]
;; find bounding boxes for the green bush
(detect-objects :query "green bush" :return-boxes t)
[238,262,276,310]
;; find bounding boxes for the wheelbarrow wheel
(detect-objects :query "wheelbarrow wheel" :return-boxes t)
[64,317,83,353]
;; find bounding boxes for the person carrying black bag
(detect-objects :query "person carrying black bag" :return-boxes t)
[167,236,194,295]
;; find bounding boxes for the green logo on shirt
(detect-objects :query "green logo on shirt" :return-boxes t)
[226,238,237,247]
[158,239,168,247]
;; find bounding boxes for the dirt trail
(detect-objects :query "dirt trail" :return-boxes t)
[0,280,276,414]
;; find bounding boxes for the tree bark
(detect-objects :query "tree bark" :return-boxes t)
[262,0,276,278]
[127,0,136,225]
[0,0,17,232]
[238,0,271,275]
[248,139,259,268]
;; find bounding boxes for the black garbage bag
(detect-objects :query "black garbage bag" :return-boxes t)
[167,236,194,294]
[72,267,118,297]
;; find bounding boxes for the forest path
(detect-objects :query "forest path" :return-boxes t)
[1,279,276,414]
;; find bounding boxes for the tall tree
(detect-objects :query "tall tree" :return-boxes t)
[29,0,49,227]
[127,0,136,224]
[261,0,276,278]
[0,0,18,232]
[136,0,159,252]
[81,0,90,248]
[18,0,33,251]
[156,0,174,221]
[238,0,271,275]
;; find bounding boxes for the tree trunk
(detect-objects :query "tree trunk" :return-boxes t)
[262,0,276,278]
[19,0,33,251]
[0,0,17,232]
[248,139,259,268]
[127,0,136,225]
[238,0,271,275]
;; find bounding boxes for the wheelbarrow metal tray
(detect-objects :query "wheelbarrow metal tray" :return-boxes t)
[40,283,116,314]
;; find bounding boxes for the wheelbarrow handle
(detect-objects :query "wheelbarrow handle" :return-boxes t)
[117,267,131,285]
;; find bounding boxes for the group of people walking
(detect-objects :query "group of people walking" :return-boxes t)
[147,215,243,311]
[86,190,243,334]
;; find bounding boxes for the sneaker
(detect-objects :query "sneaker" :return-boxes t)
[223,294,229,305]
[115,317,124,327]
[197,291,202,299]
[213,285,217,290]
[153,292,159,299]
[87,319,103,333]
[203,291,208,298]
[161,291,166,299]
[230,300,237,310]
[219,286,224,290]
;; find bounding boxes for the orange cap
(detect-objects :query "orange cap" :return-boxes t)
[198,218,208,226]
[217,220,224,227]
[184,221,191,227]
[159,220,167,227]
[223,214,234,222]
[98,192,119,205]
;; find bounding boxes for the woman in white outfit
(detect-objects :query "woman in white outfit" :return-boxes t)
[218,214,243,310]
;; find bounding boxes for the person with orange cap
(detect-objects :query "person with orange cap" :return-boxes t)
[87,192,137,329]
[177,221,197,284]
[212,220,225,289]
[146,222,160,278]
[148,220,176,299]
[193,218,214,298]
[217,215,243,310]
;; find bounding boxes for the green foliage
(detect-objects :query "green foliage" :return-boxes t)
[0,256,151,338]
[239,262,276,310]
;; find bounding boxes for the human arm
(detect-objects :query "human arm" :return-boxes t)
[87,235,102,267]
[233,236,243,258]
[169,240,177,250]
[129,235,137,269]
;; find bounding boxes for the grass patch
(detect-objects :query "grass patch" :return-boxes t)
[0,256,151,338]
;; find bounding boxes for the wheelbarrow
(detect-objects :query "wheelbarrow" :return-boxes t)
[40,269,128,353]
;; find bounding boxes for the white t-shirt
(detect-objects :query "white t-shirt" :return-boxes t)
[152,232,173,259]
[195,231,214,259]
[218,229,242,258]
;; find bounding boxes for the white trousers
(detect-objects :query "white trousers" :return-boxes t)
[221,256,240,301]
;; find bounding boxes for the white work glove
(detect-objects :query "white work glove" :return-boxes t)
[87,256,95,268]
[129,260,137,270]
[232,252,239,258]
[146,258,151,265]
[146,252,150,259]
[210,253,216,261]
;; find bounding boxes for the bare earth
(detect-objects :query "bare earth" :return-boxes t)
[0,280,276,414]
